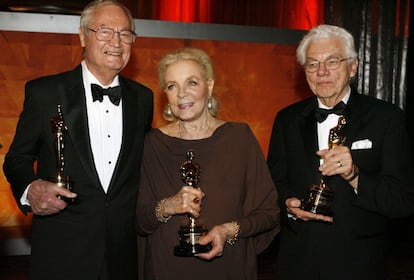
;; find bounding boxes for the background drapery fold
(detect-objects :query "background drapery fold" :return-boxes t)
[133,0,410,110]
[135,0,324,30]
[325,0,410,110]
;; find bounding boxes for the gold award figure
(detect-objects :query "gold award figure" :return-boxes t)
[301,116,347,216]
[48,104,74,202]
[174,150,212,257]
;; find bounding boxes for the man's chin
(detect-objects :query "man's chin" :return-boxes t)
[105,62,126,72]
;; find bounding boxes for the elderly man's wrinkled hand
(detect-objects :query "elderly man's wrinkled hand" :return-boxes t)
[27,180,77,215]
[286,197,333,223]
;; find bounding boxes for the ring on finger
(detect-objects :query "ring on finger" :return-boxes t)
[337,161,343,167]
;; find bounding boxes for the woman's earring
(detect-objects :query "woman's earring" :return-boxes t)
[163,104,175,121]
[165,104,172,116]
[207,98,212,110]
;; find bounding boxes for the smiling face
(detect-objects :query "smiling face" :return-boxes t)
[79,4,132,85]
[305,37,358,107]
[163,59,214,123]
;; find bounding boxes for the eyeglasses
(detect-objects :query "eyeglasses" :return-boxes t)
[303,57,354,73]
[88,26,136,44]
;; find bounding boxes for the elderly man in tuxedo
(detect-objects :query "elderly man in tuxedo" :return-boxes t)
[3,1,153,279]
[267,24,414,280]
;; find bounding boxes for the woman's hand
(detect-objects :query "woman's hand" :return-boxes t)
[196,222,237,260]
[162,186,205,217]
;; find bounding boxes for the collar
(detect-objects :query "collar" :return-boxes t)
[81,60,119,88]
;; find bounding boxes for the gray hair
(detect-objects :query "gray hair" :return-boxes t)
[80,0,135,33]
[296,24,357,65]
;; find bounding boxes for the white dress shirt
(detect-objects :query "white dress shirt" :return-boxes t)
[286,89,352,217]
[317,89,350,162]
[82,61,123,193]
[21,61,123,204]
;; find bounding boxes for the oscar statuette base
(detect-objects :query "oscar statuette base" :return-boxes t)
[301,182,334,216]
[174,225,212,257]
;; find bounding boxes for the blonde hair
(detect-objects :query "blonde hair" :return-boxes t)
[159,48,219,121]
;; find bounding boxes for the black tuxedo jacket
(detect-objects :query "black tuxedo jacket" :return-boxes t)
[267,90,414,280]
[3,65,153,280]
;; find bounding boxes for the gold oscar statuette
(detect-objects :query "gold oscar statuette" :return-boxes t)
[301,116,347,216]
[174,150,212,257]
[48,104,74,203]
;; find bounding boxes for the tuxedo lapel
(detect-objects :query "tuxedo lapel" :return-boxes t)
[57,66,100,185]
[300,100,321,181]
[55,69,150,194]
[106,77,145,194]
[343,91,368,147]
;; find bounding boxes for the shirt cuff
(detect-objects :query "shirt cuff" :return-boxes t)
[20,184,31,206]
[287,213,297,220]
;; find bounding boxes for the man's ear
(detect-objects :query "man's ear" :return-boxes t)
[79,28,86,47]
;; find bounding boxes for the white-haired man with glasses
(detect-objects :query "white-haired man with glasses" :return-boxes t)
[3,1,153,279]
[267,24,414,279]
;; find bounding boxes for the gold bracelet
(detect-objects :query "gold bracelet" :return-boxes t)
[155,198,172,223]
[226,221,240,246]
[344,164,359,182]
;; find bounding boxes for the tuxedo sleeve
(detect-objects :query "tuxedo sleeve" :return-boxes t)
[3,80,44,214]
[267,112,298,223]
[352,107,414,218]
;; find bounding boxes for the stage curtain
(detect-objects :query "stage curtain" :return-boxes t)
[136,0,324,30]
[325,0,410,110]
[134,0,410,110]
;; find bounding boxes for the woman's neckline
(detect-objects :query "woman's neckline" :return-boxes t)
[157,121,229,140]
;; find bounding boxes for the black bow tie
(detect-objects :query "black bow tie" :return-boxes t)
[91,84,121,106]
[315,101,346,122]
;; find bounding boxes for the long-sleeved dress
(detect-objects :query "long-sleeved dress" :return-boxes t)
[136,122,280,280]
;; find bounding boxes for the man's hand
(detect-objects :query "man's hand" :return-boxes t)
[27,180,77,215]
[286,197,333,223]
